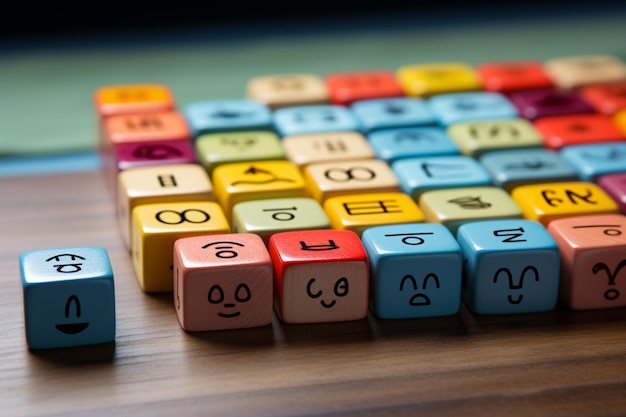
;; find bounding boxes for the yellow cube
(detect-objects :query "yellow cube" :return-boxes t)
[212,160,307,220]
[323,192,425,236]
[397,62,482,97]
[117,164,214,250]
[511,182,619,225]
[131,201,230,292]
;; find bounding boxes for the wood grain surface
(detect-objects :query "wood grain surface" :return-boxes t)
[2,171,626,417]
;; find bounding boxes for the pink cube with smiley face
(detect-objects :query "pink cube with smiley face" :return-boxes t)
[269,229,369,324]
[173,233,273,331]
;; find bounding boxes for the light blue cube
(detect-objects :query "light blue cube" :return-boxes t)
[351,97,436,132]
[392,155,492,199]
[429,92,518,125]
[273,105,360,137]
[361,223,462,319]
[185,99,273,137]
[20,246,115,350]
[368,127,459,163]
[456,220,560,315]
[560,143,626,182]
[479,148,579,191]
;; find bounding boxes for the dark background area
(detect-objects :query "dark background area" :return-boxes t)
[2,0,625,41]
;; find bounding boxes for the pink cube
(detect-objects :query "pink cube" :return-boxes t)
[269,229,369,324]
[547,214,626,310]
[173,233,273,331]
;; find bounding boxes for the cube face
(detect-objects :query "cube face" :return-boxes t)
[397,62,481,97]
[173,234,273,331]
[419,186,523,234]
[429,92,518,126]
[350,97,436,132]
[479,148,578,192]
[304,159,400,203]
[115,140,198,171]
[367,127,460,163]
[269,230,369,323]
[194,131,285,174]
[20,247,115,349]
[185,99,272,137]
[511,182,619,225]
[231,197,331,244]
[560,143,626,181]
[104,111,191,146]
[94,84,175,117]
[476,61,553,92]
[325,70,404,105]
[446,118,543,157]
[508,88,594,120]
[282,132,375,167]
[580,81,626,114]
[534,114,624,150]
[545,55,626,89]
[246,74,329,109]
[131,201,230,292]
[392,155,492,199]
[272,105,360,137]
[361,223,462,319]
[457,220,560,314]
[547,214,626,310]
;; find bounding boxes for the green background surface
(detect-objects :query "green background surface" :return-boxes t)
[1,6,625,156]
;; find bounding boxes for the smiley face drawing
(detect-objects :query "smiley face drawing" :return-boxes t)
[55,294,90,335]
[306,277,349,309]
[399,273,441,307]
[208,283,252,318]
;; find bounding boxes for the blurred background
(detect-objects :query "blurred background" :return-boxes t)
[1,0,625,167]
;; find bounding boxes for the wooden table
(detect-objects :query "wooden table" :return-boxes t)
[2,170,626,416]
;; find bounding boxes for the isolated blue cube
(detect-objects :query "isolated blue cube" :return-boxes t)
[457,219,560,315]
[361,223,462,319]
[20,246,115,350]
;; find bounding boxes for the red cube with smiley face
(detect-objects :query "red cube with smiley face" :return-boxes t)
[173,233,273,331]
[269,229,369,324]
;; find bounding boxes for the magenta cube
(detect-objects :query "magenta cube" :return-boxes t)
[598,172,626,214]
[115,140,198,171]
[507,88,594,120]
[173,233,273,331]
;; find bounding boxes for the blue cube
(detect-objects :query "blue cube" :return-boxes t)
[429,92,518,125]
[361,223,462,319]
[20,246,116,350]
[456,219,560,315]
[479,148,579,191]
[273,105,360,137]
[185,99,273,137]
[392,155,492,199]
[367,127,460,163]
[560,142,626,182]
[351,97,436,132]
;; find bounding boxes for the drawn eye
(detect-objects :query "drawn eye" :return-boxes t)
[208,285,225,304]
[334,277,349,297]
[400,274,418,291]
[423,273,441,289]
[306,278,322,298]
[235,283,251,303]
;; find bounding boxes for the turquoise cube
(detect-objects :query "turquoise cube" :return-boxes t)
[456,220,560,315]
[367,127,459,163]
[361,223,462,319]
[351,97,436,132]
[185,99,273,137]
[560,143,626,181]
[429,92,518,125]
[273,105,360,137]
[392,155,492,199]
[479,148,579,191]
[20,246,115,350]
